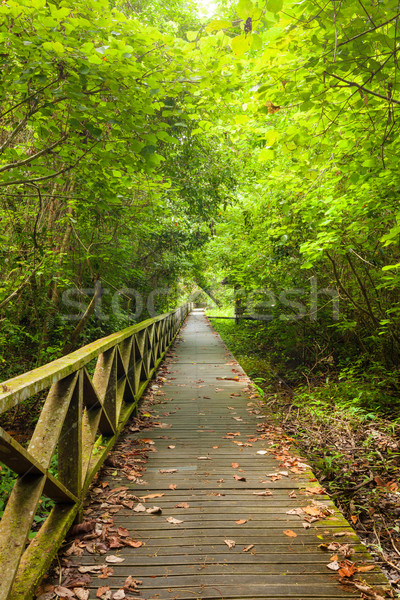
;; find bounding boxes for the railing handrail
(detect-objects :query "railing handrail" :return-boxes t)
[0,302,193,600]
[0,308,184,415]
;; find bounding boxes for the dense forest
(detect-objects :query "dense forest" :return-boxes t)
[1,0,400,588]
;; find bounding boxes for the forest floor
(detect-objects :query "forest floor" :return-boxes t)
[207,316,400,597]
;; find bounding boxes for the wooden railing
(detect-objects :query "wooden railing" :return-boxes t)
[0,303,192,600]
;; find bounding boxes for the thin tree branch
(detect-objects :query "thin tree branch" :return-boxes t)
[0,140,100,188]
[0,261,44,310]
[324,71,400,105]
[0,135,68,174]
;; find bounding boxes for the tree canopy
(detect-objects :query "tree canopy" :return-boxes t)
[1,0,400,382]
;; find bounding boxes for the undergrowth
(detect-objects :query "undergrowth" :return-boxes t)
[208,314,400,591]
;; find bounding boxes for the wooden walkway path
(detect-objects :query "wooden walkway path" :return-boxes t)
[57,310,388,600]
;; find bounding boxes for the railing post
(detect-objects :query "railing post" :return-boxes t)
[58,370,83,500]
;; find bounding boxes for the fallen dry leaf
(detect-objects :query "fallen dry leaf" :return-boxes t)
[133,503,146,512]
[253,490,273,496]
[175,502,189,508]
[233,474,246,482]
[105,555,125,563]
[146,506,162,514]
[327,560,340,571]
[118,527,129,537]
[124,576,142,592]
[304,487,326,495]
[357,564,375,573]
[303,506,322,517]
[54,587,74,598]
[224,539,236,549]
[140,493,164,500]
[197,456,211,460]
[78,565,105,574]
[169,484,177,490]
[98,566,114,579]
[338,561,357,578]
[96,588,111,600]
[231,462,239,469]
[159,468,177,474]
[123,538,143,548]
[243,544,254,552]
[74,590,89,600]
[352,582,386,600]
[283,530,297,538]
[256,450,268,455]
[112,591,125,600]
[166,517,183,524]
[167,445,175,449]
[235,519,248,525]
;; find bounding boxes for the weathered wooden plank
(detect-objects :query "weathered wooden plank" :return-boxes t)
[43,310,388,600]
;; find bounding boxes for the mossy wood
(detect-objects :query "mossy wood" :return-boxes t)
[0,303,192,600]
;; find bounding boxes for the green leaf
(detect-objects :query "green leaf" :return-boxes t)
[231,35,251,57]
[258,148,275,161]
[186,31,197,42]
[206,19,232,32]
[236,0,254,20]
[268,0,283,13]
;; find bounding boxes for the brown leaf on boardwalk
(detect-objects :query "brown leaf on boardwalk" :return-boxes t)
[243,544,254,552]
[96,588,111,599]
[236,519,248,525]
[169,483,177,490]
[233,474,246,482]
[105,555,125,563]
[351,582,386,600]
[74,589,90,600]
[118,527,129,536]
[54,587,74,598]
[327,560,340,571]
[78,565,105,574]
[98,566,114,579]
[357,564,375,572]
[224,539,236,549]
[69,520,95,537]
[253,490,273,496]
[232,462,239,469]
[108,536,124,548]
[167,445,176,449]
[146,505,162,514]
[283,530,297,538]
[304,487,326,495]
[124,576,143,592]
[65,540,84,556]
[175,502,189,508]
[338,561,357,578]
[133,503,146,512]
[112,591,125,600]
[159,468,177,474]
[166,516,183,524]
[140,493,164,500]
[123,538,143,548]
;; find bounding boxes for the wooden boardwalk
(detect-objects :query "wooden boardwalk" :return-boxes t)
[58,310,388,600]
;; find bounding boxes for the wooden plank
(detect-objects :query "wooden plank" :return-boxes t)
[44,310,388,600]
